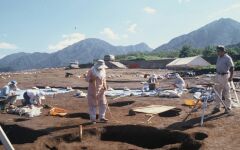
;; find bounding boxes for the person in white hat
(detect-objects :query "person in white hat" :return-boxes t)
[211,45,234,114]
[86,60,108,123]
[147,74,158,91]
[148,74,158,84]
[0,80,18,109]
[174,73,186,91]
[22,89,45,108]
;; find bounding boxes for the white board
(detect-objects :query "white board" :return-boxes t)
[132,105,176,115]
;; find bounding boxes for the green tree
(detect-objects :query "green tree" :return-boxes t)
[227,48,238,57]
[179,45,191,58]
[202,46,216,57]
[235,60,240,70]
[179,45,200,58]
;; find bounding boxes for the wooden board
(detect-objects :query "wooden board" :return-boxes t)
[132,105,176,115]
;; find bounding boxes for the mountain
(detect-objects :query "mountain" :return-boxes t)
[154,18,240,52]
[0,52,51,72]
[226,42,240,49]
[0,38,152,72]
[116,42,152,53]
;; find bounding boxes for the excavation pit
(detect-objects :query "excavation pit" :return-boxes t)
[66,113,99,120]
[193,132,208,141]
[109,101,135,107]
[47,125,204,149]
[100,125,203,149]
[54,133,79,143]
[159,108,182,117]
[0,124,47,144]
[66,112,90,119]
[14,118,31,122]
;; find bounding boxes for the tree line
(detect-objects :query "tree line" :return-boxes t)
[116,45,240,60]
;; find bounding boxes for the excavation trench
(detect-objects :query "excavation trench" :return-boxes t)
[193,132,208,141]
[0,124,47,144]
[50,125,206,150]
[100,125,203,149]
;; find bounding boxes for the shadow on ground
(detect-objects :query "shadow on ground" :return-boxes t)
[166,112,228,130]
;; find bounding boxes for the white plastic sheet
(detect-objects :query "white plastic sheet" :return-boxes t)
[16,88,74,100]
[105,89,157,97]
[7,106,42,117]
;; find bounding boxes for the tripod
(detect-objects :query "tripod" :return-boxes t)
[183,83,228,126]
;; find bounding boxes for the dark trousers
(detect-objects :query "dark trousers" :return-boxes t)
[22,92,31,106]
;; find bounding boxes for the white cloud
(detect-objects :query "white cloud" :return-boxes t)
[0,42,17,49]
[208,3,240,18]
[143,6,157,14]
[48,32,86,51]
[178,0,191,4]
[128,24,137,33]
[100,28,119,40]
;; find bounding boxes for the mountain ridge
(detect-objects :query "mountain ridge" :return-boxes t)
[0,38,152,72]
[154,18,240,52]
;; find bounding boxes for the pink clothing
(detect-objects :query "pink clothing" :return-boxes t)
[86,69,107,106]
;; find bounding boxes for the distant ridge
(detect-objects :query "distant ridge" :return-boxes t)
[0,38,152,72]
[154,18,240,52]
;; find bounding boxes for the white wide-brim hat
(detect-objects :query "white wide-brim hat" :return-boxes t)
[94,60,108,69]
[8,80,17,86]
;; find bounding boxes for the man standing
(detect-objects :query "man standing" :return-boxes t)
[212,45,234,114]
[0,80,18,109]
[86,60,108,124]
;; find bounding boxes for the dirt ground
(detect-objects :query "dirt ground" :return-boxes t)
[0,68,240,150]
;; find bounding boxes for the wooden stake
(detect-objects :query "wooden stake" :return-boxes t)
[79,125,83,142]
[146,114,155,124]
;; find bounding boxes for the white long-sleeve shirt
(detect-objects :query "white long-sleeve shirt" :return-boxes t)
[26,89,41,105]
[0,85,16,97]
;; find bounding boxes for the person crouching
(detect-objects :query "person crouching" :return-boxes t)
[86,60,108,124]
[174,73,186,91]
[147,74,158,91]
[0,80,18,109]
[22,89,45,108]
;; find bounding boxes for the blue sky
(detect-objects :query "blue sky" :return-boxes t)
[0,0,240,58]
